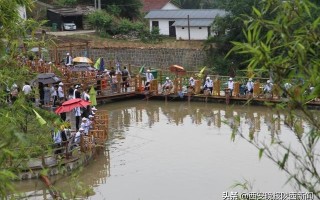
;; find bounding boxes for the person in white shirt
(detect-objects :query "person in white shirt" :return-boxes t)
[82,89,90,101]
[246,78,254,94]
[74,107,81,131]
[264,80,273,94]
[50,85,58,106]
[145,69,154,91]
[22,82,32,96]
[203,76,213,94]
[88,115,95,129]
[227,77,234,97]
[65,52,72,66]
[73,128,84,146]
[162,77,173,93]
[80,117,90,136]
[58,82,64,101]
[188,77,195,90]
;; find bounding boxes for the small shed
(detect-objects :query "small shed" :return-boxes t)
[145,9,227,40]
[47,6,94,31]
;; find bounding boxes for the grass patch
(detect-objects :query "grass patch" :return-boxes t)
[64,32,204,49]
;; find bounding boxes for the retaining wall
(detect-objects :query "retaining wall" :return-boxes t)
[55,47,207,71]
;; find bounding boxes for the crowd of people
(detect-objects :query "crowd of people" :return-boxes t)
[52,112,97,155]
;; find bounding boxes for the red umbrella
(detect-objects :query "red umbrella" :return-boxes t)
[169,65,186,76]
[55,98,91,114]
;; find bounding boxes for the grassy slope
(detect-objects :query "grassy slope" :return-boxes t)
[67,33,205,50]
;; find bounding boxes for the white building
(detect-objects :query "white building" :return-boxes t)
[145,9,227,40]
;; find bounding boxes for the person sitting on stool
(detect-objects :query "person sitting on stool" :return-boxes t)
[162,77,173,94]
[203,76,213,95]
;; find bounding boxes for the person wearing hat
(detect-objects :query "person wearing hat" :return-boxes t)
[91,106,97,116]
[145,69,154,91]
[188,77,196,92]
[65,52,72,67]
[162,77,173,94]
[58,82,64,101]
[245,78,254,96]
[80,117,90,136]
[263,80,273,94]
[73,127,85,145]
[121,66,131,92]
[203,76,213,95]
[88,115,95,129]
[73,85,81,99]
[227,77,234,97]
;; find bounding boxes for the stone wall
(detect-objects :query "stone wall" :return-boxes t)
[58,47,207,71]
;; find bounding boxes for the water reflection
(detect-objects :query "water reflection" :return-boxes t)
[107,101,284,140]
[15,100,303,200]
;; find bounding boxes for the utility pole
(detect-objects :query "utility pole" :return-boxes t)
[94,0,97,9]
[187,15,191,41]
[98,0,101,10]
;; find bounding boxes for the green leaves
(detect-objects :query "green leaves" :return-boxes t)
[258,148,264,160]
[278,150,289,170]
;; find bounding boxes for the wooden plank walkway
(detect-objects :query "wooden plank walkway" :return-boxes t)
[96,91,320,109]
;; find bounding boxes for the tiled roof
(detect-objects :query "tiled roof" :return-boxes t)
[145,9,227,19]
[142,0,171,12]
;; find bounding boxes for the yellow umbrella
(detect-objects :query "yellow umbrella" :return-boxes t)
[73,57,93,64]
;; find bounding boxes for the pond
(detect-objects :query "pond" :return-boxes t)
[15,100,300,199]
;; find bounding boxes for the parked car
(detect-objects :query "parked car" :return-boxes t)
[62,22,76,31]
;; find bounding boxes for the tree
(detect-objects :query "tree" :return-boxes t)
[86,10,114,33]
[202,0,261,75]
[228,0,320,197]
[101,0,142,20]
[0,0,62,197]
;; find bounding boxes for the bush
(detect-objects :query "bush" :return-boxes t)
[139,27,163,43]
[86,10,114,33]
[117,18,133,35]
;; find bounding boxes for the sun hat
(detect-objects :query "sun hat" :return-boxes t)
[147,69,150,72]
[67,53,70,55]
[79,127,84,131]
[206,76,210,80]
[88,115,94,118]
[59,82,64,86]
[190,77,193,80]
[248,78,252,81]
[229,78,233,81]
[166,77,169,80]
[267,80,270,83]
[82,117,87,121]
